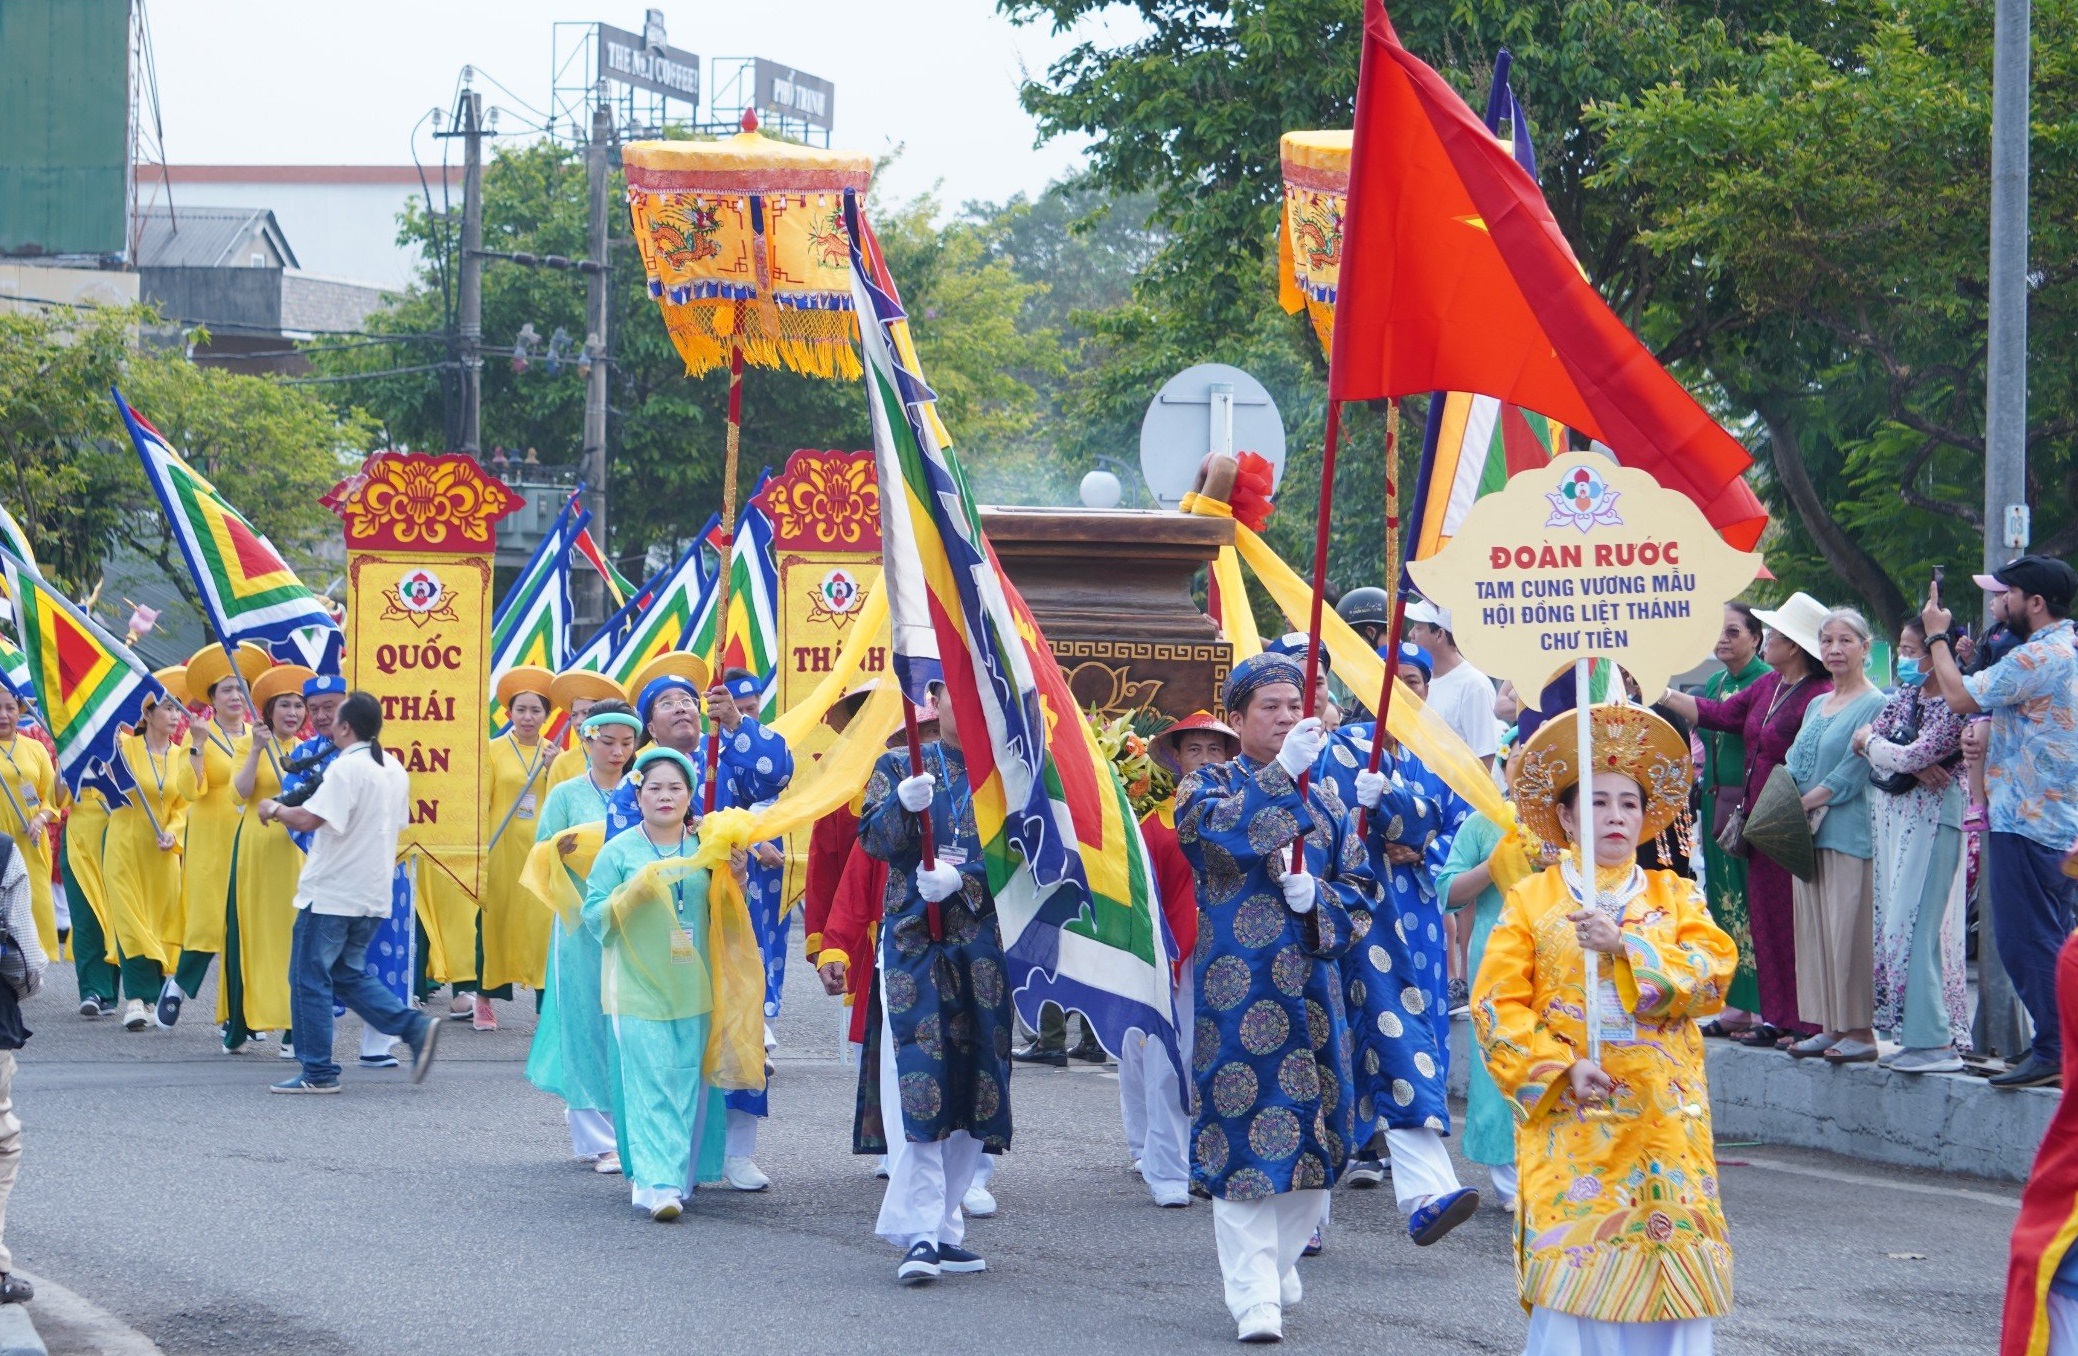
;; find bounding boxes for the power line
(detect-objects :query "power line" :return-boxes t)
[283,362,457,385]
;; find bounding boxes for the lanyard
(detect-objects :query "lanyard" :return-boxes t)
[585,771,618,815]
[645,827,688,911]
[144,739,170,795]
[931,745,972,838]
[507,734,550,789]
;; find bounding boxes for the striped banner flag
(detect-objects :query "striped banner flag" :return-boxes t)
[0,632,30,705]
[715,475,781,718]
[846,193,1178,1071]
[488,495,588,732]
[116,390,343,673]
[600,524,720,690]
[573,520,636,609]
[1,553,164,799]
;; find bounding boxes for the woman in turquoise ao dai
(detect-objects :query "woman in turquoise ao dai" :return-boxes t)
[527,701,640,1173]
[582,747,728,1221]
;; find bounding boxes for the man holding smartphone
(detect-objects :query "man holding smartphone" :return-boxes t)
[1922,555,2078,1089]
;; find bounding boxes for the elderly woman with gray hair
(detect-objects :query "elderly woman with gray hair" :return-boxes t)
[1783,607,1889,1063]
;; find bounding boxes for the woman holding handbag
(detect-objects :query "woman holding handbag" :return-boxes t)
[1853,617,1970,1072]
[1661,592,1833,1049]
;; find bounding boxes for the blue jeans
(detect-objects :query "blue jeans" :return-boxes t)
[1988,831,2078,1063]
[291,909,429,1084]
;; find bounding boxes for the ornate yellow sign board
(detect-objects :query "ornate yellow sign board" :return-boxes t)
[325,453,519,983]
[751,449,887,906]
[1406,452,1763,704]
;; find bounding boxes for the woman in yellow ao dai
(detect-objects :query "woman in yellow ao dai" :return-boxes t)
[1472,702,1737,1356]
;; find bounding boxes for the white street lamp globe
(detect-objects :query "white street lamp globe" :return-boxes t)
[1079,469,1123,509]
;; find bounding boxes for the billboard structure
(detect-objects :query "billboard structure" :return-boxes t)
[0,0,131,260]
[707,57,836,146]
[551,10,701,141]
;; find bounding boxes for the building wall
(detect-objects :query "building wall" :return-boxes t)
[0,262,139,314]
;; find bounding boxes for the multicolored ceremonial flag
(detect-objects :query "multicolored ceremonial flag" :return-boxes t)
[0,552,163,798]
[1328,2,1767,550]
[116,390,346,670]
[718,476,781,718]
[573,519,636,609]
[0,632,30,704]
[488,495,588,732]
[847,192,1179,1074]
[598,519,720,689]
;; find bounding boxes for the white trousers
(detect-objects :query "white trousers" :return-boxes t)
[725,1107,759,1158]
[567,1108,615,1159]
[873,981,984,1250]
[1384,1126,1461,1213]
[1523,1308,1713,1356]
[1212,1190,1324,1320]
[1490,1160,1519,1203]
[1118,986,1193,1196]
[360,1027,396,1059]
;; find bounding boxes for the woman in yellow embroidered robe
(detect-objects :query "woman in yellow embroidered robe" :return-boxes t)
[1472,702,1737,1354]
[475,667,561,1022]
[104,695,191,1028]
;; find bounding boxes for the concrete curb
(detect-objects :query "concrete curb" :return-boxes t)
[1703,1041,2057,1182]
[0,1306,41,1356]
[10,1273,163,1356]
[1448,1015,2058,1182]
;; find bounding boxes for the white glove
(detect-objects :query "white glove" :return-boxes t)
[1280,871,1317,914]
[1275,716,1328,779]
[1354,768,1387,810]
[896,773,936,813]
[917,860,962,903]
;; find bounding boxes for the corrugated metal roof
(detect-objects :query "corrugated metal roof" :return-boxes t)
[134,204,301,270]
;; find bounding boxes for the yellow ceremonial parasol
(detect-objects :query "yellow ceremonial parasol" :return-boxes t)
[1276,130,1352,359]
[623,111,873,812]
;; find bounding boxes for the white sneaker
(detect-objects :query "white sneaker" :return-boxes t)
[1151,1185,1192,1208]
[593,1151,623,1175]
[1237,1302,1283,1343]
[961,1183,997,1218]
[649,1193,683,1222]
[874,1154,890,1180]
[122,999,148,1032]
[1280,1268,1302,1308]
[722,1155,771,1191]
[278,1042,298,1060]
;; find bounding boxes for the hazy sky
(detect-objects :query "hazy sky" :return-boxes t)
[143,0,1139,210]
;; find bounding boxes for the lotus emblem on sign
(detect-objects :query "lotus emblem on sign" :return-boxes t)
[1545,464,1624,532]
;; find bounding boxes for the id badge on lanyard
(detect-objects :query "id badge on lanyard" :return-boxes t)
[516,791,538,821]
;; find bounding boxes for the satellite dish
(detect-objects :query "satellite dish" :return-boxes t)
[1139,363,1286,511]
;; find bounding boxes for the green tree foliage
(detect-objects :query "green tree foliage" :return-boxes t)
[1591,1,2078,632]
[1003,0,2071,634]
[0,304,373,603]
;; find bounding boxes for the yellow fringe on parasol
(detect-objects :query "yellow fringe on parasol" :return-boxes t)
[1278,130,1351,357]
[623,127,874,380]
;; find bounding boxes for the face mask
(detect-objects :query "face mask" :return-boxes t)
[1895,658,1923,687]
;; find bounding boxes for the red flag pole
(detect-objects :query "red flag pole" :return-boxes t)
[704,339,745,816]
[1356,402,1404,838]
[1292,399,1343,870]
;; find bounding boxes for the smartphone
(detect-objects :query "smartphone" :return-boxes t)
[1931,565,1945,600]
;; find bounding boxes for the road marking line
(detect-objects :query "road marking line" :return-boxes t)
[1723,1155,2020,1209]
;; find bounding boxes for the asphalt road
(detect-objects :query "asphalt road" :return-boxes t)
[7,927,2012,1355]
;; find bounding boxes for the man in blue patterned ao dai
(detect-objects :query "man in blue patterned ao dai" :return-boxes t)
[1308,642,1474,1220]
[1181,651,1466,1344]
[852,684,1012,1288]
[605,656,794,1191]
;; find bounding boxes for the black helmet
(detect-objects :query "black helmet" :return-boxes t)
[1335,586,1392,629]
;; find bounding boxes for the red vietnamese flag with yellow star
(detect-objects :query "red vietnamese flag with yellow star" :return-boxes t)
[1328,1,1767,550]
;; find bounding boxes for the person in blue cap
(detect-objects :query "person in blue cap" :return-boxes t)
[605,651,793,1191]
[1301,639,1475,1221]
[717,668,792,1188]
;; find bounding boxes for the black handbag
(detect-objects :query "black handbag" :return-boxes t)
[1870,689,1961,795]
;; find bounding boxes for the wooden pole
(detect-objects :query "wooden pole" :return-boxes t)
[1292,400,1343,870]
[1355,403,1405,837]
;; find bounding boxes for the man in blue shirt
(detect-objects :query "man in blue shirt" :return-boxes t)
[1923,554,2078,1089]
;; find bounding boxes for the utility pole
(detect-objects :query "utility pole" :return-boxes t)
[577,93,613,628]
[457,80,485,455]
[1975,0,2031,1062]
